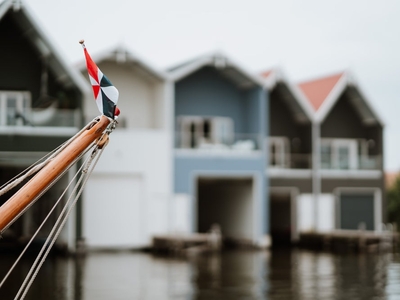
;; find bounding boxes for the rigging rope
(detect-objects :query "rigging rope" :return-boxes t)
[16,132,109,300]
[0,146,90,289]
[0,118,102,234]
[0,116,115,299]
[0,117,99,197]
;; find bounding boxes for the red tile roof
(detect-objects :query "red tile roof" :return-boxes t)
[298,72,345,111]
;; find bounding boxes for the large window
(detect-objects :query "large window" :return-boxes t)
[177,116,234,149]
[0,91,31,126]
[321,139,358,169]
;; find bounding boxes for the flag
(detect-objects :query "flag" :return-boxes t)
[80,40,119,119]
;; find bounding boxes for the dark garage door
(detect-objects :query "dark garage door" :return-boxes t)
[340,193,374,230]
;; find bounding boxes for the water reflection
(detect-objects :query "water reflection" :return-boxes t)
[1,249,400,299]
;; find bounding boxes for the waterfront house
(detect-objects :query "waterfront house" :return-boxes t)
[77,46,173,250]
[168,52,270,247]
[0,0,88,252]
[298,71,385,233]
[261,69,315,244]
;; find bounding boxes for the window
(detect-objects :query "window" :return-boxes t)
[268,137,290,168]
[320,139,358,170]
[177,116,233,149]
[0,91,31,126]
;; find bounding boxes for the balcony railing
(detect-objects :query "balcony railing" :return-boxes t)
[1,108,81,128]
[175,132,262,152]
[269,153,312,169]
[321,154,382,170]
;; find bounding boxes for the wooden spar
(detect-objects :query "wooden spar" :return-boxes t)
[0,115,111,232]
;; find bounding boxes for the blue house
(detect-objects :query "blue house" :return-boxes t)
[168,52,270,247]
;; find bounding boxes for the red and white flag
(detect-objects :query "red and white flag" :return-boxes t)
[80,40,119,119]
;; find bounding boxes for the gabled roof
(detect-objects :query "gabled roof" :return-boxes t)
[298,71,384,126]
[298,72,343,111]
[261,68,314,123]
[0,0,89,93]
[75,44,167,82]
[167,51,266,89]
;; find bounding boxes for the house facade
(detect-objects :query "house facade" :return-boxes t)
[78,46,173,250]
[298,72,385,233]
[0,0,88,252]
[262,69,315,244]
[262,70,385,244]
[169,53,270,247]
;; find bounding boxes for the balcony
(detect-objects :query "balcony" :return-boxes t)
[175,131,263,154]
[321,153,381,170]
[0,108,81,136]
[321,138,381,171]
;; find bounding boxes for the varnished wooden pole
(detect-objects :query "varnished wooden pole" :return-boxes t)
[0,115,110,232]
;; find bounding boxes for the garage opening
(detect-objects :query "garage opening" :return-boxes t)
[270,192,292,246]
[340,193,375,230]
[197,177,254,246]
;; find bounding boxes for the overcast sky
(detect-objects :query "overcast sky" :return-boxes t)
[23,0,400,171]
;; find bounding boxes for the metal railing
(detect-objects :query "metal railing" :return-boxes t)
[269,153,312,169]
[320,154,381,170]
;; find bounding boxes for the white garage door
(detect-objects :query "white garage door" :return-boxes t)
[83,173,145,249]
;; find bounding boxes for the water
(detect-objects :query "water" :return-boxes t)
[1,248,400,300]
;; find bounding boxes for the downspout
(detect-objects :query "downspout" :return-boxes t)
[312,122,321,231]
[261,86,268,240]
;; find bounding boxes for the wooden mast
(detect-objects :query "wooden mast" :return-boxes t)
[0,115,111,232]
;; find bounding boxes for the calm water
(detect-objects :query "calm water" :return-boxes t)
[1,248,400,300]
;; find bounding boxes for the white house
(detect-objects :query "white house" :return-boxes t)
[78,46,174,250]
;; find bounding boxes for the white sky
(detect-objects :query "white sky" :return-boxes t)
[23,0,400,171]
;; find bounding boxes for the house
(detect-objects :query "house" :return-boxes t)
[298,71,385,233]
[77,46,173,250]
[261,69,315,244]
[0,0,89,252]
[168,52,270,247]
[261,69,385,243]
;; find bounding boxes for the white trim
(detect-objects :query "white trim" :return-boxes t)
[168,55,214,82]
[13,1,90,93]
[315,72,348,124]
[269,186,299,241]
[266,68,315,122]
[311,71,383,127]
[334,187,382,231]
[348,78,385,127]
[168,51,267,88]
[75,45,167,81]
[320,169,382,179]
[267,136,289,168]
[267,168,312,179]
[0,0,11,19]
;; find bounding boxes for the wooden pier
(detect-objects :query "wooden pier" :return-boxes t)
[298,230,399,253]
[152,231,223,255]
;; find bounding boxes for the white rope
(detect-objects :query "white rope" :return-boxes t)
[0,117,99,197]
[16,133,109,300]
[0,117,104,234]
[0,147,90,289]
